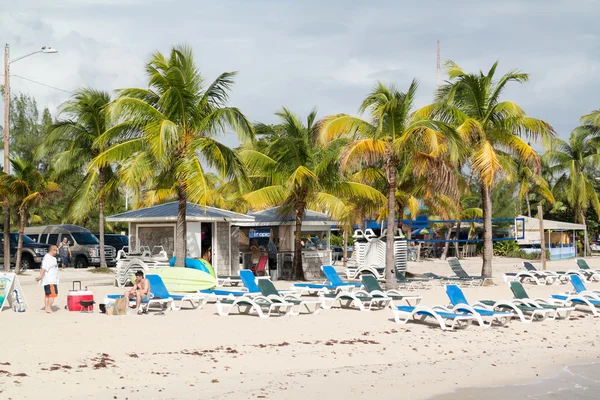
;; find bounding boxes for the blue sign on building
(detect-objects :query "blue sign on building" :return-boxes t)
[249,228,270,239]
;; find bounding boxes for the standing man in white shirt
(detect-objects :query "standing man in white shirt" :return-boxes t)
[35,245,59,314]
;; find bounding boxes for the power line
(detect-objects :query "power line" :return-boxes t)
[0,73,73,94]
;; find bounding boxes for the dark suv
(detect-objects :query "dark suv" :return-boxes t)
[93,233,129,252]
[0,233,51,271]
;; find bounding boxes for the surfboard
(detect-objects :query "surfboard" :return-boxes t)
[131,267,216,292]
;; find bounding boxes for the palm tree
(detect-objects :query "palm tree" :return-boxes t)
[428,61,554,277]
[45,88,120,268]
[92,45,253,266]
[0,158,60,273]
[515,160,555,217]
[543,126,600,226]
[241,108,384,280]
[320,80,462,288]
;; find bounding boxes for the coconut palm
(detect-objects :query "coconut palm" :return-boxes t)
[44,88,121,268]
[0,158,60,273]
[319,80,462,288]
[91,45,253,266]
[543,126,600,226]
[425,61,554,277]
[515,160,555,217]
[241,107,384,280]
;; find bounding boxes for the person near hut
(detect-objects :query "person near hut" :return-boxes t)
[267,233,278,281]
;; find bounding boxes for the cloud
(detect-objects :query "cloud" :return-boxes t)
[0,0,597,144]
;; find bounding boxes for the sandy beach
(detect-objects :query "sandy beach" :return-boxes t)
[2,257,600,400]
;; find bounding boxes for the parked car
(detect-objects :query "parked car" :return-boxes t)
[591,241,600,252]
[93,233,129,252]
[25,224,117,268]
[0,233,51,271]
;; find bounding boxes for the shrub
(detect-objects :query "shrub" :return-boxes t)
[493,240,519,256]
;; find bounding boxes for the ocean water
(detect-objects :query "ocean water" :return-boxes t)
[431,362,600,399]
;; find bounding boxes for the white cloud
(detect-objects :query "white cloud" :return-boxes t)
[0,0,598,141]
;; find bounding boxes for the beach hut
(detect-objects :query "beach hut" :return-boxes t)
[516,215,587,260]
[106,202,254,276]
[234,207,337,279]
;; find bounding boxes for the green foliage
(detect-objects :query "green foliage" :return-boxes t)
[493,240,519,256]
[9,93,54,171]
[330,233,354,247]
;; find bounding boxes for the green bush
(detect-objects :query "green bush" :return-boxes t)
[493,240,519,256]
[330,233,354,247]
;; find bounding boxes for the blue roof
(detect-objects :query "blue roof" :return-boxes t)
[106,202,254,222]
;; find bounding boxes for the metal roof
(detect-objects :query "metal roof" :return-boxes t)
[106,202,254,223]
[235,206,336,227]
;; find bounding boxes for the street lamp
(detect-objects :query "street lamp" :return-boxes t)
[3,44,58,271]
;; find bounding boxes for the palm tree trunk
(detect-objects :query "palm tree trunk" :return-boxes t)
[480,183,493,278]
[526,192,532,217]
[385,161,398,289]
[441,223,452,260]
[580,209,591,256]
[342,229,348,268]
[175,184,187,267]
[14,207,26,274]
[292,204,306,280]
[3,199,9,272]
[98,168,106,268]
[454,220,461,257]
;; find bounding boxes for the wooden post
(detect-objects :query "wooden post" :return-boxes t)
[538,205,546,270]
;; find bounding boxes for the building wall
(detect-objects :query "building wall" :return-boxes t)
[215,222,231,275]
[230,227,240,275]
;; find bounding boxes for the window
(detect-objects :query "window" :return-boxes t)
[28,234,39,242]
[40,234,48,244]
[48,234,59,245]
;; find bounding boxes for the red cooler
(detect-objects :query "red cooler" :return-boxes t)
[67,281,94,312]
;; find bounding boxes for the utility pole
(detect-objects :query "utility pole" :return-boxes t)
[3,44,10,272]
[538,205,546,270]
[2,44,57,272]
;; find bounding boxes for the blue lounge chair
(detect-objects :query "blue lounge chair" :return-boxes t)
[445,284,514,326]
[292,265,362,295]
[199,270,262,299]
[106,275,174,313]
[144,275,205,310]
[551,275,600,315]
[393,305,477,330]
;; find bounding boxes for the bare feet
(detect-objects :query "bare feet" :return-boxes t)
[45,308,53,314]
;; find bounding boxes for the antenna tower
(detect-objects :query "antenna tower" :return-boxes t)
[436,40,441,88]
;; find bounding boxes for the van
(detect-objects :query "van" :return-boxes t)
[25,224,117,268]
[0,233,51,271]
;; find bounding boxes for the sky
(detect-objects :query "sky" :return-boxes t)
[2,0,599,148]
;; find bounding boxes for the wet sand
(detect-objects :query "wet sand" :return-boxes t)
[432,362,600,399]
